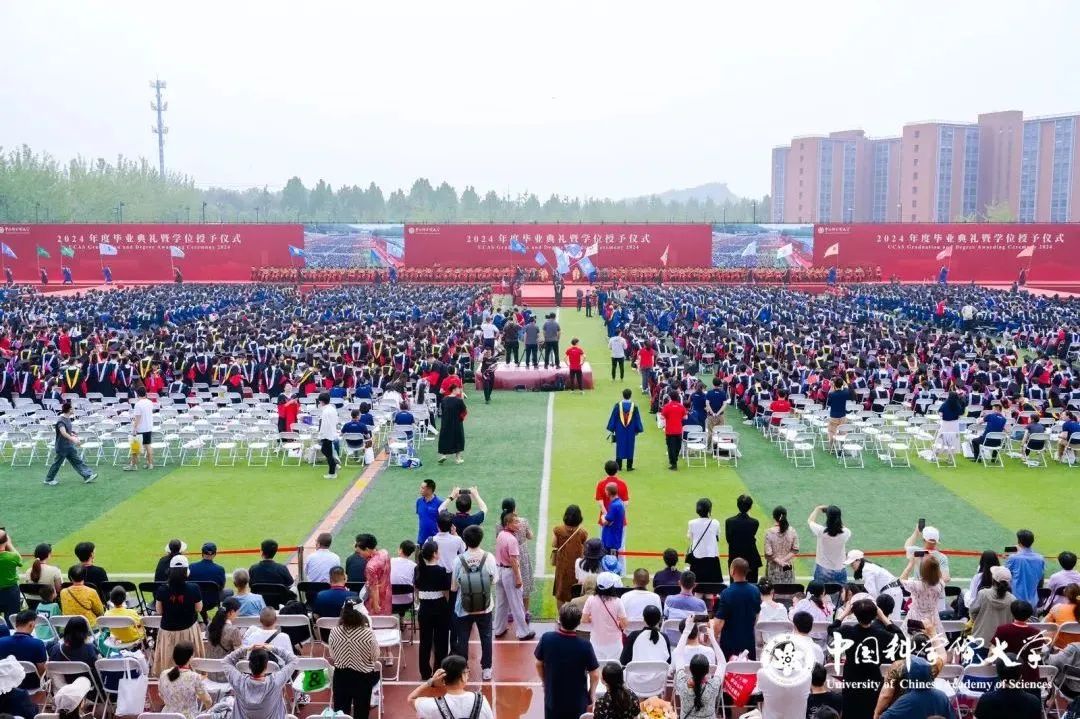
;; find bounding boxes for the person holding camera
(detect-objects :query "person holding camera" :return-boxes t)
[440,486,487,536]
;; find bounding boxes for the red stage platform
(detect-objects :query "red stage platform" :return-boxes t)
[473,361,594,391]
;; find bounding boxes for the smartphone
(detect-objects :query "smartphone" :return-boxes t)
[1004,545,1018,554]
[917,518,926,532]
[913,549,927,558]
[459,488,471,495]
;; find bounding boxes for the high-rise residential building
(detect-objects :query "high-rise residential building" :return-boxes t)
[771,109,1080,223]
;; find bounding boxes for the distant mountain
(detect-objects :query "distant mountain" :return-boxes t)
[632,182,740,205]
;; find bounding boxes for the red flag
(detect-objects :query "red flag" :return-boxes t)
[935,246,953,261]
[1016,245,1035,259]
[660,244,670,267]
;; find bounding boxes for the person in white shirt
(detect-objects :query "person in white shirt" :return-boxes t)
[431,513,465,575]
[303,532,342,584]
[407,655,494,719]
[754,641,811,719]
[389,540,417,607]
[843,549,903,622]
[241,606,294,657]
[672,617,724,673]
[479,319,498,352]
[608,333,628,381]
[316,391,339,479]
[126,386,156,471]
[620,568,662,621]
[807,505,851,584]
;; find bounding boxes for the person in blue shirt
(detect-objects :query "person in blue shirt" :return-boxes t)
[825,377,850,447]
[187,542,226,615]
[393,401,416,440]
[0,610,47,688]
[1004,529,1045,607]
[704,378,728,447]
[340,409,370,460]
[312,566,357,625]
[600,483,625,573]
[415,480,442,545]
[710,558,761,659]
[970,402,1007,462]
[1057,410,1080,461]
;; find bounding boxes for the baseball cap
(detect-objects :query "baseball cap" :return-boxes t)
[169,555,190,569]
[843,549,865,566]
[54,676,93,713]
[201,542,218,554]
[922,527,940,543]
[600,555,621,573]
[990,566,1012,583]
[596,572,622,591]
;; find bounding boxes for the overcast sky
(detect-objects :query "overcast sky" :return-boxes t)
[2,1,1077,200]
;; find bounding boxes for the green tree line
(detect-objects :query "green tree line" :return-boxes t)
[0,145,770,224]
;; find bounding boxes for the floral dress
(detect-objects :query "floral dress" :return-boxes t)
[514,517,534,604]
[159,669,209,719]
[364,549,392,615]
[901,579,945,636]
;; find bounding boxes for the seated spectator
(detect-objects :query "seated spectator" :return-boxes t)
[620,568,662,621]
[341,409,371,457]
[345,533,369,584]
[154,538,187,582]
[973,654,1041,719]
[1044,551,1080,609]
[47,616,101,687]
[33,585,60,639]
[241,607,294,659]
[754,637,811,718]
[1050,637,1080,704]
[672,617,722,671]
[0,610,47,688]
[232,568,267,617]
[970,566,1016,647]
[187,542,226,614]
[59,564,104,627]
[1047,583,1080,649]
[652,548,681,589]
[673,653,722,719]
[103,586,145,646]
[440,487,488,536]
[788,581,833,640]
[73,540,109,590]
[1022,414,1049,456]
[248,539,294,587]
[204,598,245,680]
[569,574,598,612]
[791,611,825,665]
[1056,411,1080,461]
[393,400,416,440]
[757,579,789,622]
[0,656,40,719]
[407,654,495,719]
[805,663,843,718]
[664,570,708,623]
[990,600,1044,688]
[158,642,212,719]
[22,542,63,599]
[304,532,342,584]
[313,566,358,620]
[222,643,300,719]
[878,657,954,719]
[620,605,671,665]
[592,662,640,719]
[390,540,417,615]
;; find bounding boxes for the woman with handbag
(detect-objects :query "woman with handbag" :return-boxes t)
[551,505,588,611]
[686,498,723,585]
[582,572,628,663]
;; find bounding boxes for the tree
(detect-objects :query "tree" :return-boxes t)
[366,182,386,220]
[459,185,480,220]
[983,200,1016,222]
[308,179,333,218]
[281,176,308,215]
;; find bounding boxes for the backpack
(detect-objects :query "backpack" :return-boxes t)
[433,692,484,719]
[457,553,491,613]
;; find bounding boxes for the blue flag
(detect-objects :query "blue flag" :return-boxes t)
[509,237,527,254]
[534,251,547,266]
[288,245,305,257]
[0,243,16,260]
[553,247,570,275]
[577,256,597,280]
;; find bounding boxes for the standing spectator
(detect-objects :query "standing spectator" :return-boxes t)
[441,486,488,536]
[1004,530,1046,607]
[390,540,417,615]
[304,532,341,584]
[437,384,467,464]
[535,604,599,719]
[899,554,946,637]
[686,498,723,585]
[845,550,903,622]
[222,643,299,719]
[502,314,521,366]
[416,479,442,545]
[414,540,451,681]
[904,524,951,583]
[492,512,535,640]
[711,558,762,659]
[523,315,540,369]
[726,494,762,582]
[807,505,851,584]
[606,388,644,471]
[551,505,588,611]
[249,539,294,587]
[159,642,212,719]
[328,600,382,719]
[967,549,1002,606]
[565,338,586,394]
[660,390,687,470]
[408,655,494,719]
[754,638,812,718]
[231,569,267,617]
[125,386,156,471]
[0,530,22,617]
[59,564,103,627]
[970,566,1016,647]
[594,460,629,541]
[825,377,850,446]
[582,572,628,662]
[42,401,98,486]
[479,349,496,404]
[451,525,496,681]
[600,483,626,573]
[316,391,340,479]
[355,534,390,615]
[502,497,534,617]
[764,506,799,584]
[542,312,561,369]
[431,512,465,575]
[827,597,904,719]
[704,377,728,446]
[608,332,628,381]
[636,340,655,394]
[153,556,205,674]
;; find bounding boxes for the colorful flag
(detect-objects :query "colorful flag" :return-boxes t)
[533,251,547,266]
[169,246,185,259]
[564,243,583,259]
[35,246,50,259]
[584,242,599,257]
[59,245,75,258]
[98,242,118,256]
[823,242,839,258]
[936,246,953,261]
[0,243,16,260]
[739,240,758,257]
[508,237,527,254]
[577,256,597,280]
[775,243,794,259]
[659,244,670,267]
[1016,245,1035,259]
[553,247,570,275]
[288,245,306,258]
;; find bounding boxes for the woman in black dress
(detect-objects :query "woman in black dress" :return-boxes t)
[438,385,467,464]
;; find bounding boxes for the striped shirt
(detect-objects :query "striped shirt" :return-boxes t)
[328,625,380,672]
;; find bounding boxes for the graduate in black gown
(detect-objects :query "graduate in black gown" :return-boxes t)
[437,384,467,464]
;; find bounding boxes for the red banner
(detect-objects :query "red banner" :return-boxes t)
[814,223,1080,282]
[404,223,712,268]
[0,224,301,283]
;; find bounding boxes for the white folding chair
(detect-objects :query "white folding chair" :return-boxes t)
[622,660,670,699]
[371,614,403,680]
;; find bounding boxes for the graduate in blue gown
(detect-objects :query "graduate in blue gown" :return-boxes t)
[606,387,644,471]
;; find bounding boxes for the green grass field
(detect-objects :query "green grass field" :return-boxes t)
[0,305,1077,620]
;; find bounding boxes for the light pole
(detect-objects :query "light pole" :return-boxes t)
[897,202,902,223]
[255,207,260,223]
[35,202,40,222]
[201,201,207,223]
[847,207,854,223]
[752,200,757,223]
[185,206,191,223]
[117,202,125,224]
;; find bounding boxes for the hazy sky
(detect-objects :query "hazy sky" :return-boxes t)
[2,1,1077,200]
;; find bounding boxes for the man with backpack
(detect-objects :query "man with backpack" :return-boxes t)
[408,654,494,719]
[450,525,496,681]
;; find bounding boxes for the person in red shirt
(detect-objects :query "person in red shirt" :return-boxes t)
[660,390,687,470]
[637,341,655,395]
[439,366,463,396]
[564,338,586,394]
[768,390,793,426]
[594,459,630,526]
